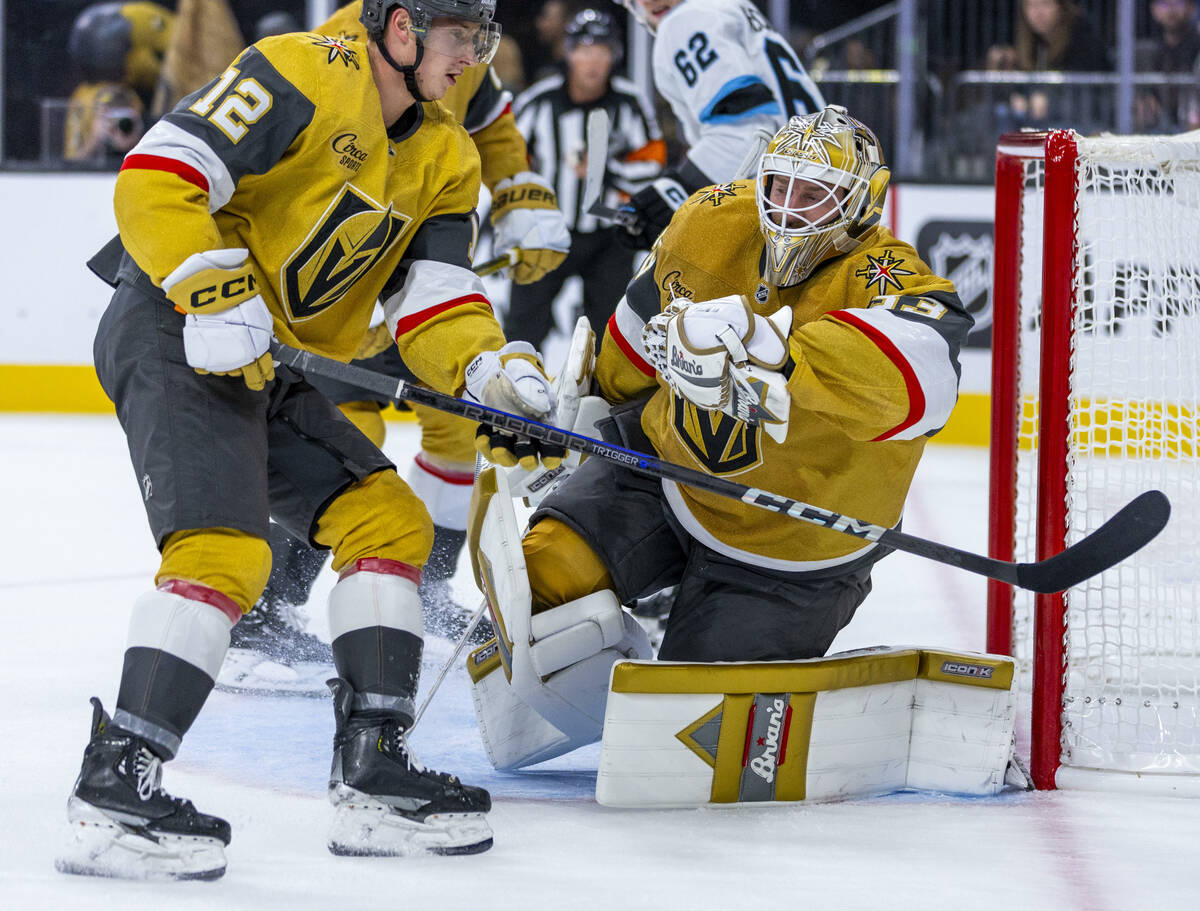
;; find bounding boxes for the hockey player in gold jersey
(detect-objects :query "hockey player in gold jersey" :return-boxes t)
[57,0,562,880]
[225,1,573,690]
[465,105,974,769]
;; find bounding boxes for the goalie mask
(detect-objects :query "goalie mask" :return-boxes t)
[360,0,501,65]
[756,105,890,288]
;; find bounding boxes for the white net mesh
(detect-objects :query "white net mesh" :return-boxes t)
[1012,133,1200,776]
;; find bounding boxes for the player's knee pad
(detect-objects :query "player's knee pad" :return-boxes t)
[337,399,387,448]
[156,527,272,612]
[315,469,433,573]
[407,451,475,532]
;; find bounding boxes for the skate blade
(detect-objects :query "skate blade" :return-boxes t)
[56,802,226,881]
[215,648,332,698]
[327,795,492,857]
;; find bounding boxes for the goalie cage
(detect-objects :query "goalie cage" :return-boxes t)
[988,129,1200,793]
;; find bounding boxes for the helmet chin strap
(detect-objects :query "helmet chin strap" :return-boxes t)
[377,31,429,103]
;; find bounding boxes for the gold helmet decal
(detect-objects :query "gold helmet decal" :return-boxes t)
[755,105,890,288]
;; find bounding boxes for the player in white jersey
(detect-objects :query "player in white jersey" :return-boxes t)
[615,0,824,247]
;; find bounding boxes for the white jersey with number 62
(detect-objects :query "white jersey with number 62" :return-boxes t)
[651,0,825,185]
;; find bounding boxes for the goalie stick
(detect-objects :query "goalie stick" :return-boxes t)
[270,341,1171,594]
[581,111,773,228]
[581,108,635,226]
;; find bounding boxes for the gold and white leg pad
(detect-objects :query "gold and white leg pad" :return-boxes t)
[465,465,650,770]
[595,647,1019,807]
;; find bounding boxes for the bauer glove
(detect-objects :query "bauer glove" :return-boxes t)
[162,248,274,391]
[490,171,571,284]
[643,294,794,443]
[465,341,566,470]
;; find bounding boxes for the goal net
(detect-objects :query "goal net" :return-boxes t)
[988,130,1200,792]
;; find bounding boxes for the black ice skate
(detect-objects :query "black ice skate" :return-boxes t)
[216,581,333,698]
[55,698,230,881]
[326,678,492,857]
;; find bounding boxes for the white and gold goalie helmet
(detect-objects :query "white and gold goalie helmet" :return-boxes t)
[756,105,890,287]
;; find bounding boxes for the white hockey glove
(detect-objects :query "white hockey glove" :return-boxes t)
[616,175,689,250]
[162,248,274,391]
[643,294,793,443]
[490,171,571,285]
[465,341,564,470]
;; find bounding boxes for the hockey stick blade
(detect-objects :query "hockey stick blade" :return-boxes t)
[1013,489,1170,593]
[582,109,637,227]
[269,342,1170,593]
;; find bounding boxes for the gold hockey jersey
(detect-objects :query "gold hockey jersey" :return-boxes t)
[114,32,505,394]
[597,181,972,573]
[318,2,526,188]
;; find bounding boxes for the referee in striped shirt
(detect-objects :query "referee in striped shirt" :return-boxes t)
[504,7,666,349]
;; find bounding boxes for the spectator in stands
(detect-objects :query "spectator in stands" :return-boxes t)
[986,0,1111,132]
[505,8,664,349]
[1135,0,1200,132]
[525,0,571,81]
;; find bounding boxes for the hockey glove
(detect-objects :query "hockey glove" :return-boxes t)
[163,248,274,391]
[615,176,689,250]
[643,295,794,443]
[465,341,565,470]
[491,171,571,284]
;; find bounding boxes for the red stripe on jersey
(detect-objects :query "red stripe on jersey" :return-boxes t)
[121,154,209,192]
[157,579,242,625]
[607,312,656,377]
[414,452,476,485]
[830,310,925,442]
[393,294,492,337]
[338,558,422,584]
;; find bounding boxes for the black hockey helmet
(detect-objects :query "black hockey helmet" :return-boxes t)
[360,0,498,41]
[564,8,623,65]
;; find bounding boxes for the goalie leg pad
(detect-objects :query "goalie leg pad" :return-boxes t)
[596,647,1018,808]
[468,609,652,771]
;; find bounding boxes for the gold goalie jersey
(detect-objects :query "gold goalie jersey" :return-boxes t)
[113,32,505,393]
[319,2,526,188]
[597,181,972,574]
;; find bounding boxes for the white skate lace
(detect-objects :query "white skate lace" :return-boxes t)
[395,730,428,774]
[133,747,164,802]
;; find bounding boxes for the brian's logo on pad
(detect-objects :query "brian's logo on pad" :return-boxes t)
[747,696,791,784]
[669,346,703,376]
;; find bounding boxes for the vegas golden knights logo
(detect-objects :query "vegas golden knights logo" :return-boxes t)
[283,184,410,320]
[671,396,762,474]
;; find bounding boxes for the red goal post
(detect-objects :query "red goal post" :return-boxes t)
[987,129,1200,793]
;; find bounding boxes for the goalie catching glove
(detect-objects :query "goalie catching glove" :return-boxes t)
[490,172,571,284]
[162,248,274,391]
[466,341,565,470]
[643,295,794,443]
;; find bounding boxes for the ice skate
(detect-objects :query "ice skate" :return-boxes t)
[55,699,230,881]
[326,678,492,857]
[216,597,333,696]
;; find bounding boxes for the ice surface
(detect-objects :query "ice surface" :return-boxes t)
[2,415,1198,909]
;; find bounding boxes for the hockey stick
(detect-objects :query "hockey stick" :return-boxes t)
[473,249,518,277]
[582,109,637,227]
[408,601,488,735]
[270,341,1170,594]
